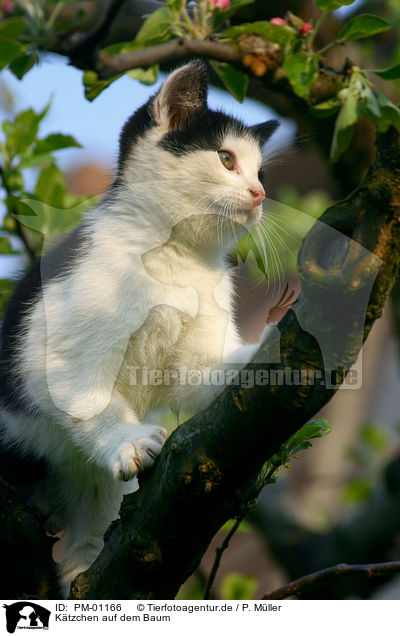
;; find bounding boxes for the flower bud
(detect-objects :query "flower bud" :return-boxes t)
[210,0,230,9]
[299,22,313,36]
[270,17,286,26]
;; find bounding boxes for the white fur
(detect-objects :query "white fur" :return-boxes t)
[0,65,271,595]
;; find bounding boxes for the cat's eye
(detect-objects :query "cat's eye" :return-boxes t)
[218,150,235,171]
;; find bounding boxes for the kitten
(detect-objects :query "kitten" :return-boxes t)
[0,61,278,595]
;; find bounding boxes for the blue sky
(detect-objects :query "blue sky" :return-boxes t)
[2,53,294,173]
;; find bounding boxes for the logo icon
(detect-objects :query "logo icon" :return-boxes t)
[3,603,50,633]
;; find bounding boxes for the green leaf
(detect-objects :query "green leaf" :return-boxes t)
[310,96,341,118]
[370,64,400,80]
[36,100,52,124]
[9,51,38,79]
[220,519,252,533]
[213,0,255,29]
[18,197,88,237]
[316,0,357,11]
[134,6,175,46]
[0,39,24,70]
[290,441,312,454]
[83,70,120,101]
[0,17,26,37]
[18,133,81,169]
[221,21,297,48]
[19,152,53,169]
[0,278,14,315]
[101,40,142,55]
[127,64,159,85]
[363,85,381,119]
[236,230,268,277]
[220,573,258,601]
[286,419,331,456]
[330,117,354,163]
[374,88,400,132]
[35,163,66,208]
[211,61,249,103]
[165,0,184,10]
[0,237,13,254]
[3,108,41,158]
[34,133,82,154]
[329,73,362,163]
[283,54,319,99]
[338,14,391,42]
[4,169,23,191]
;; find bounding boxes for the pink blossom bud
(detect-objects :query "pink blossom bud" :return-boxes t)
[210,0,231,9]
[1,1,15,15]
[270,17,286,26]
[299,22,313,35]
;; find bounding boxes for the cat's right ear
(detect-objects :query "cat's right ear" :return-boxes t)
[153,61,208,131]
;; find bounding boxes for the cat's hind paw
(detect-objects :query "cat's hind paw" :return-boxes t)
[112,426,168,481]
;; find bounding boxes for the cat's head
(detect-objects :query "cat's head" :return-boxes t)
[116,61,279,244]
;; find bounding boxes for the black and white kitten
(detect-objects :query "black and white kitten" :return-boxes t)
[0,62,278,594]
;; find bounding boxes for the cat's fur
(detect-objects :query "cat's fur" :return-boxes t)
[0,62,278,595]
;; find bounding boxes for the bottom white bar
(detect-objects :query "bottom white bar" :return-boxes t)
[1,599,397,635]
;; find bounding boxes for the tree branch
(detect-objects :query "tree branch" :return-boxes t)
[261,561,400,600]
[249,452,400,599]
[69,127,400,600]
[203,515,246,601]
[97,38,240,77]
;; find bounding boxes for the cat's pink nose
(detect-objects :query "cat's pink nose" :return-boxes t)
[250,188,266,206]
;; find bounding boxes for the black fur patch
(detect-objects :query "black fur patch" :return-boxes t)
[158,109,249,156]
[250,120,280,145]
[117,99,155,174]
[0,223,91,414]
[116,61,279,169]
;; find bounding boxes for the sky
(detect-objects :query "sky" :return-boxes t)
[1,53,294,174]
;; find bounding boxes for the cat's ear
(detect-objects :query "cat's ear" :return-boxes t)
[251,120,280,145]
[153,62,208,130]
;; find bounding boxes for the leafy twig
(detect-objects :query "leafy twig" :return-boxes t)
[203,461,283,600]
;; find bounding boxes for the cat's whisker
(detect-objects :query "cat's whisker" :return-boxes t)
[254,225,270,288]
[262,218,297,264]
[261,213,302,244]
[257,223,285,303]
[262,234,280,300]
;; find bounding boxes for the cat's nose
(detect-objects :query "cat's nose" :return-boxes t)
[249,187,266,206]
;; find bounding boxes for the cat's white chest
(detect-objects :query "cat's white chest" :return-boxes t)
[116,256,240,415]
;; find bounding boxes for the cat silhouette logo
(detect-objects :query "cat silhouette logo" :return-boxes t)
[3,602,50,633]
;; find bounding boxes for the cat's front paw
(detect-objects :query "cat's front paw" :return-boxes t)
[112,426,168,481]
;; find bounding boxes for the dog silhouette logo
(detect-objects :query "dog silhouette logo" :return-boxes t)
[3,602,50,633]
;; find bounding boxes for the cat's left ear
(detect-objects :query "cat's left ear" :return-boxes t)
[153,61,208,131]
[251,120,280,145]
